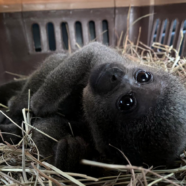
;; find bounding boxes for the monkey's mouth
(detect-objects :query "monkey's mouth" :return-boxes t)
[116,92,137,113]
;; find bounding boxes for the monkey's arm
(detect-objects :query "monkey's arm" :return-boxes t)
[31,42,123,116]
[9,54,68,115]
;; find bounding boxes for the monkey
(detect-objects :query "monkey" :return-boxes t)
[0,42,186,172]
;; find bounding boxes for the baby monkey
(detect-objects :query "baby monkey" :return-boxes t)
[0,42,186,173]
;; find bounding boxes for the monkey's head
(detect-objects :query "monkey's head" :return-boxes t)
[83,60,186,167]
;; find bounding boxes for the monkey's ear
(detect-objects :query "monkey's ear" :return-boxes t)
[31,42,123,116]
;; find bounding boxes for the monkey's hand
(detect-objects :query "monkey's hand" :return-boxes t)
[8,94,28,116]
[54,136,88,172]
[31,42,123,116]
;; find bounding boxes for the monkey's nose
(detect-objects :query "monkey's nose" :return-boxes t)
[109,68,124,82]
[91,66,125,95]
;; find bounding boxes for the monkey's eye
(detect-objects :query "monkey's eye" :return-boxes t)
[117,93,135,112]
[135,70,152,83]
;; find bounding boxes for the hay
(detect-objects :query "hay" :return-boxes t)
[121,30,186,85]
[1,34,186,185]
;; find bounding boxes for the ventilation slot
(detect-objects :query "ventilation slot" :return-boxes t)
[169,19,177,46]
[75,21,83,46]
[89,21,96,41]
[180,20,186,56]
[161,19,168,44]
[61,22,69,50]
[32,23,42,52]
[47,22,56,51]
[102,20,109,45]
[153,19,160,42]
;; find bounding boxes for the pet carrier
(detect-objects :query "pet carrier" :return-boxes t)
[0,0,186,84]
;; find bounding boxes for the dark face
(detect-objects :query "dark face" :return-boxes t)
[83,62,186,166]
[87,62,163,120]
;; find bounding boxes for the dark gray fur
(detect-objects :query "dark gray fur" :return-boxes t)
[0,79,26,143]
[84,60,186,166]
[0,42,186,171]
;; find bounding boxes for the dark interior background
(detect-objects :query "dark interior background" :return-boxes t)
[0,3,186,85]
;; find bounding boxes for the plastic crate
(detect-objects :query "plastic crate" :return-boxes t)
[0,0,186,84]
